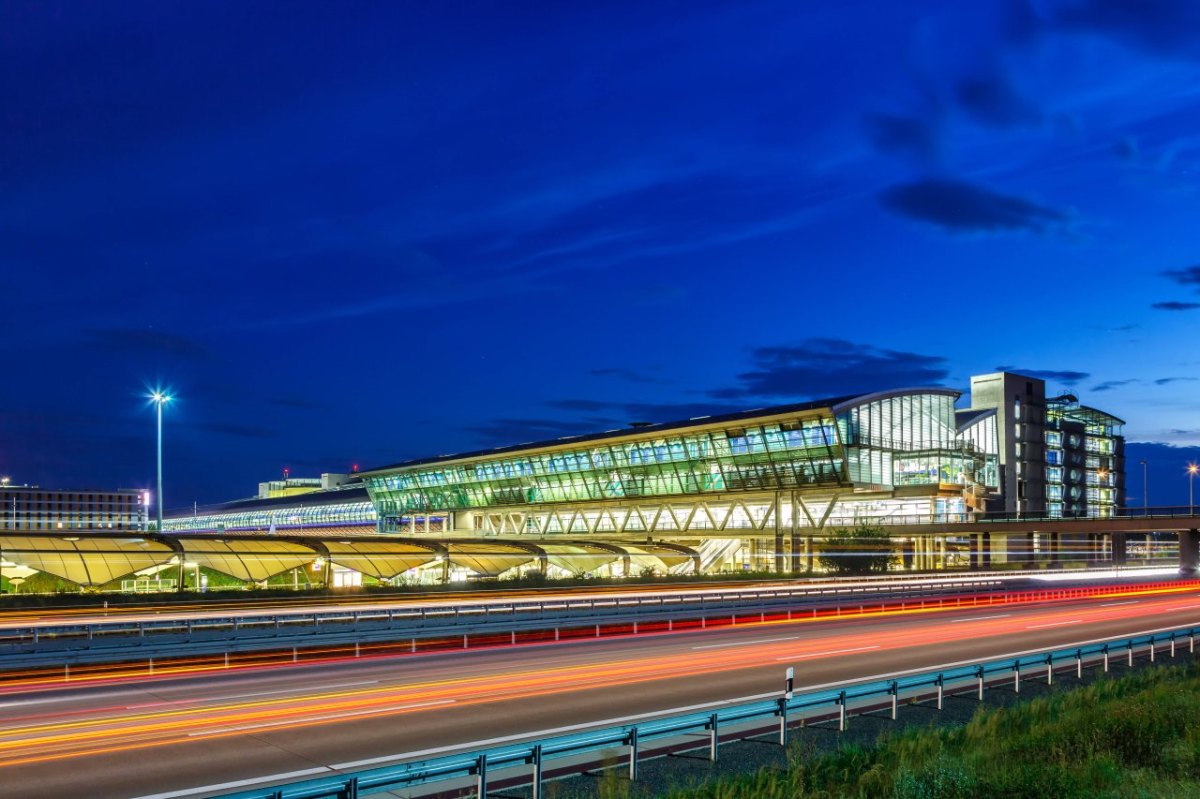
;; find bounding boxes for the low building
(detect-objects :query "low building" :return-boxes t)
[0,480,148,532]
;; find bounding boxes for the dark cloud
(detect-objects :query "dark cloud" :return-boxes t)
[589,367,659,384]
[1162,265,1200,287]
[1091,379,1137,392]
[1055,0,1200,58]
[995,367,1090,385]
[1156,376,1197,385]
[465,417,615,445]
[862,113,940,164]
[1152,301,1200,311]
[711,339,949,399]
[269,397,329,410]
[185,422,276,439]
[956,73,1041,128]
[545,398,739,422]
[84,328,211,361]
[1114,135,1140,161]
[879,179,1070,234]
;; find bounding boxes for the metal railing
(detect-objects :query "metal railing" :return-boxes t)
[215,623,1200,799]
[0,576,1012,669]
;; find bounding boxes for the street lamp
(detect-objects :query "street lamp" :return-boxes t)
[149,391,172,532]
[1140,459,1148,513]
[1189,463,1198,516]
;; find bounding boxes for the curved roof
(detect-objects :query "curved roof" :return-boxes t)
[175,538,318,582]
[0,535,176,586]
[321,540,439,580]
[361,395,863,474]
[830,387,961,414]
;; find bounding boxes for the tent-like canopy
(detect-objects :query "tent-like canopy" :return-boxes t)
[174,538,318,582]
[445,541,539,577]
[321,539,439,580]
[539,543,622,575]
[0,535,176,587]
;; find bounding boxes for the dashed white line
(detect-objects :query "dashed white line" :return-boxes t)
[692,635,800,650]
[775,645,880,662]
[1026,619,1082,629]
[1099,600,1139,607]
[949,614,1010,623]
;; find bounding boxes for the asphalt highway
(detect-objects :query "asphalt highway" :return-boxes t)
[1,586,1198,799]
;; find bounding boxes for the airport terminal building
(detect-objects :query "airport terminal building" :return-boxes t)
[361,371,1124,537]
[149,370,1125,580]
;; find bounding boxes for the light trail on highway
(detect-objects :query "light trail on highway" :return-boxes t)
[0,577,1193,695]
[1,586,1199,789]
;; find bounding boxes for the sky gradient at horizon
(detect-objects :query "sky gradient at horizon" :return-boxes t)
[4,1,1200,507]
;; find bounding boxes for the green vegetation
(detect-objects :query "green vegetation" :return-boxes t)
[664,664,1200,799]
[815,522,893,576]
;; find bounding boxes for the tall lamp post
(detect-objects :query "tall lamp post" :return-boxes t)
[1189,463,1198,516]
[150,392,172,532]
[1140,459,1148,513]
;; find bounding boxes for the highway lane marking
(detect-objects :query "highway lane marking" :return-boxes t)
[127,767,334,799]
[186,698,455,737]
[124,680,380,709]
[1099,601,1139,607]
[1166,603,1200,611]
[0,689,150,710]
[1026,619,1082,629]
[774,645,879,662]
[949,614,1010,623]
[692,636,800,650]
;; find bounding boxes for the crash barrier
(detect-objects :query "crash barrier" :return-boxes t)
[215,623,1200,799]
[2,577,1195,684]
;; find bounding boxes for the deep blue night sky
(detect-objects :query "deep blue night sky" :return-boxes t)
[4,1,1200,509]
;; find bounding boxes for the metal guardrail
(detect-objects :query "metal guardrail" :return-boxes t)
[822,505,1200,527]
[215,623,1200,799]
[0,577,1011,669]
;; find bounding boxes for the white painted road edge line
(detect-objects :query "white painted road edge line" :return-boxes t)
[775,645,880,662]
[949,614,1011,623]
[126,768,334,799]
[692,635,800,650]
[1027,619,1082,629]
[125,618,1200,799]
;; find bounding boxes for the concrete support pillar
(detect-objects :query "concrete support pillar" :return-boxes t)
[1022,532,1036,569]
[1111,532,1127,566]
[937,536,946,570]
[789,530,800,574]
[774,531,784,575]
[970,533,992,570]
[804,536,814,573]
[901,538,914,570]
[1047,531,1061,569]
[1180,529,1200,577]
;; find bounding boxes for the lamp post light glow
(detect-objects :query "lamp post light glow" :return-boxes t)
[149,391,172,532]
[1189,463,1198,516]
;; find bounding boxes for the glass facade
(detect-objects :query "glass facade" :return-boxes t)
[363,390,1003,526]
[838,393,999,489]
[1045,398,1123,518]
[366,413,845,516]
[162,500,376,532]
